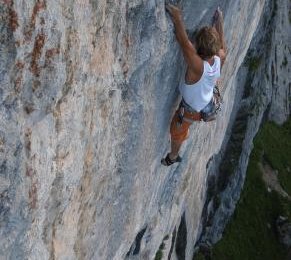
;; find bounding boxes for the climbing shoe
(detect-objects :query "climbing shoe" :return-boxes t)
[161,153,182,166]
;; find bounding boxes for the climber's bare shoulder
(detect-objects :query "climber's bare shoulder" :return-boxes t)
[181,41,204,84]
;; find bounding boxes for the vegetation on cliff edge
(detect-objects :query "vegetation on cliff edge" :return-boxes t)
[197,118,291,260]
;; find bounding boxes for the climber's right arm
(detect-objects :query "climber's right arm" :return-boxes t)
[212,8,227,67]
[166,4,203,75]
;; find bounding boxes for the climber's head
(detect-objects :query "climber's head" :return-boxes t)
[195,26,220,60]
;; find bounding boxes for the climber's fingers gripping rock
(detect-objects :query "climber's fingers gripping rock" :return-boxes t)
[212,7,224,27]
[165,3,181,20]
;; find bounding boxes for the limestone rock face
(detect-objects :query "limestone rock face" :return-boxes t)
[0,0,289,260]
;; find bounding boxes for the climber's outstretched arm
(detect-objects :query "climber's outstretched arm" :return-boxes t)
[166,4,203,75]
[212,8,227,67]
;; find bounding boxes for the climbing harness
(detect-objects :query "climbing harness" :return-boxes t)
[177,99,201,126]
[177,85,223,125]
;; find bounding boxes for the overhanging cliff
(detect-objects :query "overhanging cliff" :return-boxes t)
[0,0,290,259]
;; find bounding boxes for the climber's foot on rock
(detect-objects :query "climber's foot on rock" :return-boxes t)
[161,153,182,166]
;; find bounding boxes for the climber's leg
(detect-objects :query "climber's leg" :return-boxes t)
[161,111,191,166]
[169,139,183,159]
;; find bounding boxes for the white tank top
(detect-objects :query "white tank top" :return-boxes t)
[179,56,221,112]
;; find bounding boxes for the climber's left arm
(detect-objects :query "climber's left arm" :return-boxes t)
[212,8,227,67]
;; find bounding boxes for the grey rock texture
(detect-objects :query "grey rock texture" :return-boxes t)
[0,0,289,260]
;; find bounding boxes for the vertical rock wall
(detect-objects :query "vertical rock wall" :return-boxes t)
[1,0,286,259]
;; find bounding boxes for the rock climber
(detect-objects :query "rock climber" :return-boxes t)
[161,4,227,166]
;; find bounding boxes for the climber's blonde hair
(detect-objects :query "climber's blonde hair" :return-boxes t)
[195,26,220,59]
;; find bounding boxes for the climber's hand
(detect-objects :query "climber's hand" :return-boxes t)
[212,7,223,26]
[215,7,223,18]
[166,4,182,22]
